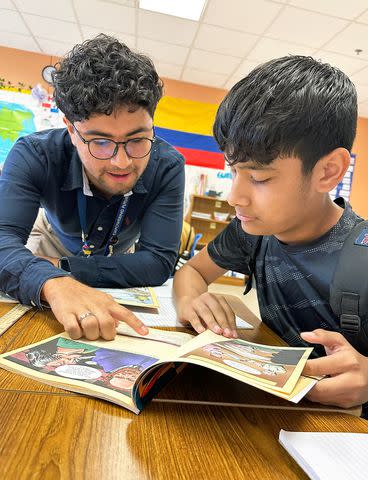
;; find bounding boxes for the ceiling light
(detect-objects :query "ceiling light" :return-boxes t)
[139,0,207,21]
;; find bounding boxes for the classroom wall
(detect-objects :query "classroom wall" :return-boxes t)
[1,44,367,217]
[350,117,368,218]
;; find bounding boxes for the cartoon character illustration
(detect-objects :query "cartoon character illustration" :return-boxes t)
[107,366,144,392]
[10,337,158,396]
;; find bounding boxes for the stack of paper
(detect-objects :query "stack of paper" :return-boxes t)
[279,430,368,480]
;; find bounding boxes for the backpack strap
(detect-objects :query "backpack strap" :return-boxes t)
[244,235,263,295]
[330,220,368,351]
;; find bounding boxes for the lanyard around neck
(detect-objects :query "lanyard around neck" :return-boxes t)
[77,189,132,257]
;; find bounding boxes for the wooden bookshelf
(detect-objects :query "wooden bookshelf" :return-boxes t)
[185,194,235,247]
[186,194,244,286]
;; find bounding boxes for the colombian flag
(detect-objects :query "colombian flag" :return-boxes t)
[154,96,224,170]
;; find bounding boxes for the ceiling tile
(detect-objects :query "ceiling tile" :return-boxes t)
[267,6,348,48]
[194,24,258,57]
[323,23,368,60]
[81,25,135,47]
[138,10,198,47]
[358,100,368,118]
[154,62,182,80]
[248,37,314,63]
[0,1,15,9]
[14,0,76,22]
[182,67,228,88]
[288,0,368,20]
[313,50,368,76]
[23,14,82,43]
[0,31,40,52]
[351,66,368,85]
[357,9,368,24]
[0,9,28,35]
[36,37,76,57]
[186,49,241,75]
[203,0,282,35]
[227,59,261,84]
[74,0,135,35]
[137,38,189,65]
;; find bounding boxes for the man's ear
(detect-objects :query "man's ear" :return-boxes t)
[312,148,351,193]
[64,117,76,146]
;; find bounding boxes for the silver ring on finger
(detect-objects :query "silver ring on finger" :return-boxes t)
[78,311,96,324]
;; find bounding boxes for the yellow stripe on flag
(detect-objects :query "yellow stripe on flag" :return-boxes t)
[154,96,219,136]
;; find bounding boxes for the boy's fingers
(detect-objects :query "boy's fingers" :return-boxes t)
[195,303,222,335]
[306,374,360,407]
[200,295,233,336]
[303,354,347,378]
[188,312,206,333]
[216,296,237,336]
[301,329,349,350]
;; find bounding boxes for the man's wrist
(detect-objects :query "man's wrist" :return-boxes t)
[41,275,74,302]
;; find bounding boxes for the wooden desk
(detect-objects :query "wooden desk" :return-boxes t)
[0,302,367,480]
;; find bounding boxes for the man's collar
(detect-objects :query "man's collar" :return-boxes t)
[82,168,93,196]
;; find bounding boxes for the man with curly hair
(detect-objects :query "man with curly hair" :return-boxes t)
[0,35,185,341]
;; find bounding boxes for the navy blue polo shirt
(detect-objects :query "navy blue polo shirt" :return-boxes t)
[0,128,184,307]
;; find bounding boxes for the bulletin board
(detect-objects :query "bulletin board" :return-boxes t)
[0,88,63,168]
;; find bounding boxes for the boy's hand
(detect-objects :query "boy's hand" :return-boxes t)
[42,276,148,341]
[177,293,237,338]
[301,329,368,408]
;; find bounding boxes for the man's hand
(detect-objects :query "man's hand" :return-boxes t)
[301,329,368,408]
[176,293,237,338]
[42,276,148,341]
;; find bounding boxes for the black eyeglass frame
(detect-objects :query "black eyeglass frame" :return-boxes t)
[72,124,156,160]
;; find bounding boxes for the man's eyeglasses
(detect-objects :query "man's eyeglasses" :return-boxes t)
[72,124,155,160]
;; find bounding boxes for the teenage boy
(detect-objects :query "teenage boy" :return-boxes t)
[0,35,185,341]
[173,56,368,410]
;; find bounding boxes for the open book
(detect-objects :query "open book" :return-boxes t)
[0,325,317,415]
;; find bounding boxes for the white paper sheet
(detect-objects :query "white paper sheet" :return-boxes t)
[134,292,253,329]
[279,430,368,480]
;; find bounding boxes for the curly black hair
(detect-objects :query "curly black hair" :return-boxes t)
[52,34,163,122]
[213,55,357,174]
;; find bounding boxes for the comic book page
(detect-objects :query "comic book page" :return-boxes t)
[98,287,159,308]
[171,330,316,402]
[0,328,194,414]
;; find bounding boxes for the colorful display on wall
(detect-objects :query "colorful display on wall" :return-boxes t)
[0,88,63,168]
[154,96,224,170]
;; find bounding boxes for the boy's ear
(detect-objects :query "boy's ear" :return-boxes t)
[63,117,77,146]
[312,148,351,193]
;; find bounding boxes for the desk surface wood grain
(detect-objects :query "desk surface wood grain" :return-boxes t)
[0,301,367,480]
[1,390,367,480]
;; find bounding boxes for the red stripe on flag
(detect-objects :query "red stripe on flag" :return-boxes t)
[175,147,224,170]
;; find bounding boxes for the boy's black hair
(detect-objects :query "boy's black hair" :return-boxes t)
[213,55,357,173]
[52,34,163,122]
